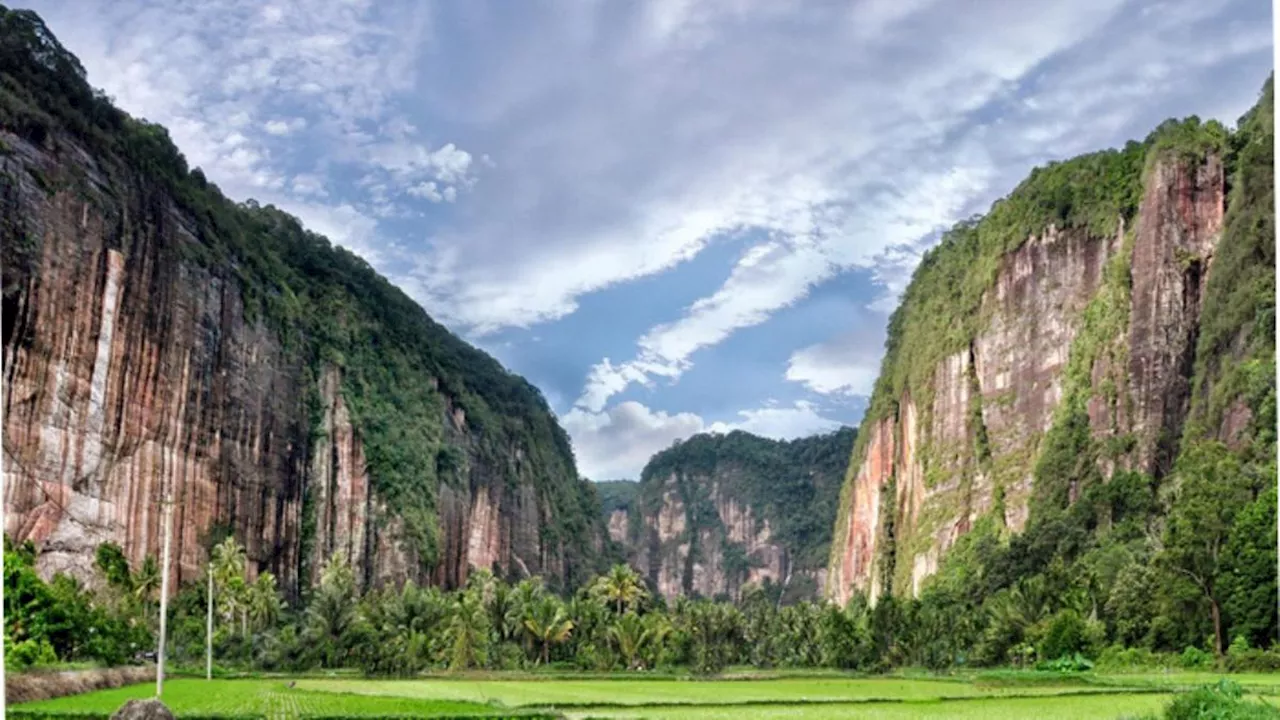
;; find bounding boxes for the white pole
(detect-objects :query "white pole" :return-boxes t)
[156,481,173,697]
[206,566,214,680]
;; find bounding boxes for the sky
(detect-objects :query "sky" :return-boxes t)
[20,0,1272,480]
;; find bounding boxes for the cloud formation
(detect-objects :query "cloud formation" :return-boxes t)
[26,0,1271,480]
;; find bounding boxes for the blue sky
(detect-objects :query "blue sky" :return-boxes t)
[23,0,1272,479]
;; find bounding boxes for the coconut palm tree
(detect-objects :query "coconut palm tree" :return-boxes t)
[594,564,646,615]
[133,555,160,623]
[523,595,574,666]
[510,578,545,658]
[448,590,491,670]
[221,575,250,636]
[305,553,359,668]
[206,536,247,675]
[247,572,282,631]
[641,612,673,669]
[609,612,646,670]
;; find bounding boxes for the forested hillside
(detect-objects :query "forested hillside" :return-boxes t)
[0,6,606,597]
[829,74,1276,659]
[612,428,855,604]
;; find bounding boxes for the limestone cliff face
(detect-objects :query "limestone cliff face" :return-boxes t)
[613,429,854,604]
[0,15,604,595]
[828,137,1232,605]
[2,135,307,592]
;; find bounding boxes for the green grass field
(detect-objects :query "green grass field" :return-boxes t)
[11,671,1278,719]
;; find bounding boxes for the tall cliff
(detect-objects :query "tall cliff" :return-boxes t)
[828,78,1275,606]
[611,428,855,605]
[0,8,606,597]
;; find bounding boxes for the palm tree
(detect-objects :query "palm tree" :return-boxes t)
[595,564,646,615]
[511,578,545,658]
[133,555,160,624]
[305,553,358,668]
[206,536,247,676]
[609,612,646,669]
[448,590,491,670]
[211,538,248,627]
[567,594,611,669]
[641,612,672,670]
[523,595,574,666]
[247,572,282,631]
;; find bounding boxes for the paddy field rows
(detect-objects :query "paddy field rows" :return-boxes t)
[10,671,1279,719]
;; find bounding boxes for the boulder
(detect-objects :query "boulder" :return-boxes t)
[110,699,175,720]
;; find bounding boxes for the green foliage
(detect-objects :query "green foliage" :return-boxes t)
[638,427,855,588]
[0,5,605,588]
[1038,610,1090,662]
[594,481,638,515]
[1161,680,1280,720]
[93,544,133,591]
[824,75,1275,678]
[4,538,151,670]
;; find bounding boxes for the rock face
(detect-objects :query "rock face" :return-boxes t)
[614,428,854,604]
[828,120,1239,605]
[110,699,175,720]
[0,12,604,597]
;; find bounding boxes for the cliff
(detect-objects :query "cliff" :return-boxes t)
[0,8,606,597]
[828,78,1275,605]
[613,428,855,605]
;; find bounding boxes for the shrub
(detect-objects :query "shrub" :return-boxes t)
[5,637,57,670]
[1224,636,1280,672]
[1180,645,1215,669]
[1163,680,1280,720]
[1096,645,1174,670]
[1039,609,1090,661]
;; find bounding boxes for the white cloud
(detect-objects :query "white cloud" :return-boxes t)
[564,399,844,479]
[786,337,883,398]
[27,0,463,253]
[574,163,988,412]
[263,117,307,135]
[707,400,843,440]
[408,181,444,202]
[559,0,1269,414]
[290,173,328,197]
[562,401,704,480]
[366,141,474,187]
[24,0,1270,479]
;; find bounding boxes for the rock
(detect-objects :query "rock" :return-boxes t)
[828,148,1232,604]
[618,429,854,604]
[110,699,175,720]
[0,25,605,598]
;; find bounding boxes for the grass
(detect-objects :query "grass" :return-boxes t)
[12,671,1280,719]
[562,693,1173,719]
[293,676,1126,706]
[12,679,515,718]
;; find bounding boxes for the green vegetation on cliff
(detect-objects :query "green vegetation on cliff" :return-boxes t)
[626,428,855,601]
[832,76,1276,667]
[595,480,640,516]
[0,7,603,589]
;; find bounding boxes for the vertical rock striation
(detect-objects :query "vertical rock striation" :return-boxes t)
[828,108,1251,604]
[0,11,605,596]
[614,428,854,604]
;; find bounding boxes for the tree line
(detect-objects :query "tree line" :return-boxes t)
[7,511,1278,677]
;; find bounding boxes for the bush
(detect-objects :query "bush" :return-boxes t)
[1037,652,1094,672]
[1163,680,1280,720]
[1039,609,1090,661]
[1096,645,1175,671]
[1180,645,1215,669]
[1224,636,1280,672]
[5,637,57,670]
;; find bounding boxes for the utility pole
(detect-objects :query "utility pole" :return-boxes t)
[206,563,213,680]
[156,479,174,697]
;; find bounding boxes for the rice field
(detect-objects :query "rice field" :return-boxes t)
[8,671,1275,719]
